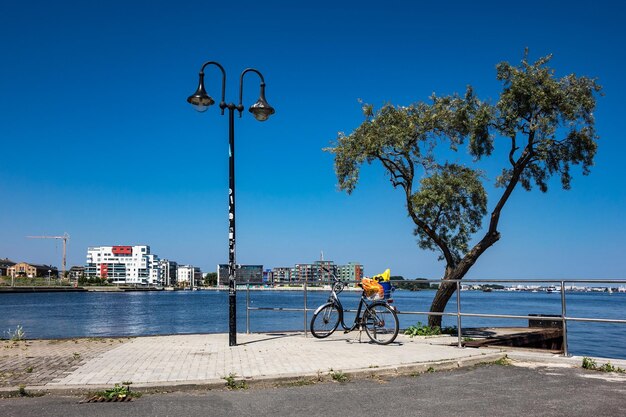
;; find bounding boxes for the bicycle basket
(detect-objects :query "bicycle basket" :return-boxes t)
[361,278,384,300]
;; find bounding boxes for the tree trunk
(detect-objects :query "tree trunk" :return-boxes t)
[427,231,501,328]
[428,277,457,328]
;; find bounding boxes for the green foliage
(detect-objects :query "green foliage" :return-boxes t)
[78,276,108,286]
[404,322,457,337]
[582,356,597,369]
[494,50,601,192]
[404,322,442,336]
[391,278,430,291]
[412,163,487,261]
[326,50,602,321]
[494,356,511,366]
[329,369,349,383]
[582,357,625,373]
[441,325,458,335]
[223,373,248,390]
[6,325,25,341]
[95,382,140,400]
[204,272,218,287]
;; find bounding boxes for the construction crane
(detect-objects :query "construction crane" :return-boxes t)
[26,233,70,279]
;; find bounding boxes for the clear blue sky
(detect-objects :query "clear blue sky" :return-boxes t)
[1,1,624,280]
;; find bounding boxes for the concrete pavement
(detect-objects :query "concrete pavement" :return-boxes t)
[1,332,624,394]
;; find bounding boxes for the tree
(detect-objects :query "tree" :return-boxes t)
[204,272,218,287]
[326,51,601,326]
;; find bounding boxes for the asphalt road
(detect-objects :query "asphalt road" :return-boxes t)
[1,363,625,417]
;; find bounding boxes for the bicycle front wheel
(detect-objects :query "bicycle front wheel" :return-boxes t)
[310,302,340,338]
[363,303,399,345]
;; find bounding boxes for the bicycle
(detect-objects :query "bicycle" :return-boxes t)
[310,274,399,345]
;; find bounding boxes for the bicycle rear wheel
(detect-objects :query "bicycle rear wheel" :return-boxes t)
[363,303,399,345]
[310,302,340,338]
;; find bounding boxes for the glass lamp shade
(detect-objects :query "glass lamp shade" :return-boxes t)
[248,83,275,121]
[249,97,275,121]
[187,74,215,112]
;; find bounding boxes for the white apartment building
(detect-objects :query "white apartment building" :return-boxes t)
[85,245,158,286]
[177,265,201,288]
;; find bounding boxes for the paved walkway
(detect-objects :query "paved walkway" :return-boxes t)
[1,332,623,393]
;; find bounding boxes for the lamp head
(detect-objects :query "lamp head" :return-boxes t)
[187,72,214,112]
[249,84,275,121]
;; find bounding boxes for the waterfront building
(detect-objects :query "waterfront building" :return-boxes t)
[217,264,263,286]
[8,262,58,279]
[177,265,202,288]
[159,259,178,287]
[315,260,337,282]
[0,258,16,276]
[336,262,363,284]
[84,245,156,286]
[272,267,292,283]
[68,266,84,282]
[263,269,273,285]
[292,263,315,283]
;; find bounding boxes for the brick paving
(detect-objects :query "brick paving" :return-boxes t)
[0,338,130,388]
[3,332,621,393]
[0,332,506,391]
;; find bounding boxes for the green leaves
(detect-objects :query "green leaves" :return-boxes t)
[327,50,601,268]
[412,164,486,261]
[495,51,601,191]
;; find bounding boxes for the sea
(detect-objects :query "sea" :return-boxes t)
[1,289,624,360]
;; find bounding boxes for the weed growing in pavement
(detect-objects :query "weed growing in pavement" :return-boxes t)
[494,356,511,366]
[582,357,625,373]
[426,367,435,373]
[72,352,81,361]
[223,373,248,390]
[582,357,597,369]
[329,369,349,383]
[93,382,140,400]
[5,325,25,341]
[25,366,33,373]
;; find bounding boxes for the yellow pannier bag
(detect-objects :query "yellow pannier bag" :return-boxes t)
[361,278,384,299]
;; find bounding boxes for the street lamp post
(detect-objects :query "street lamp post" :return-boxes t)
[187,60,275,347]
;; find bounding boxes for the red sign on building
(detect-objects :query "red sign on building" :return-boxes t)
[100,264,108,278]
[112,246,132,255]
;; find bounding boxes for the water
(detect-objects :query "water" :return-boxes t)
[0,290,624,360]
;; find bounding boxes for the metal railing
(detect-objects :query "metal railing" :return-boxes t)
[243,279,626,357]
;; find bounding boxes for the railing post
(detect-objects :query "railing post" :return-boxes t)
[304,279,308,337]
[456,280,462,348]
[246,282,250,334]
[561,280,569,356]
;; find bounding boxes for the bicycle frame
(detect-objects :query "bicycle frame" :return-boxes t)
[325,280,377,332]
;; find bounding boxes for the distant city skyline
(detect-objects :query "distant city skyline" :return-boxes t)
[1,1,624,280]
